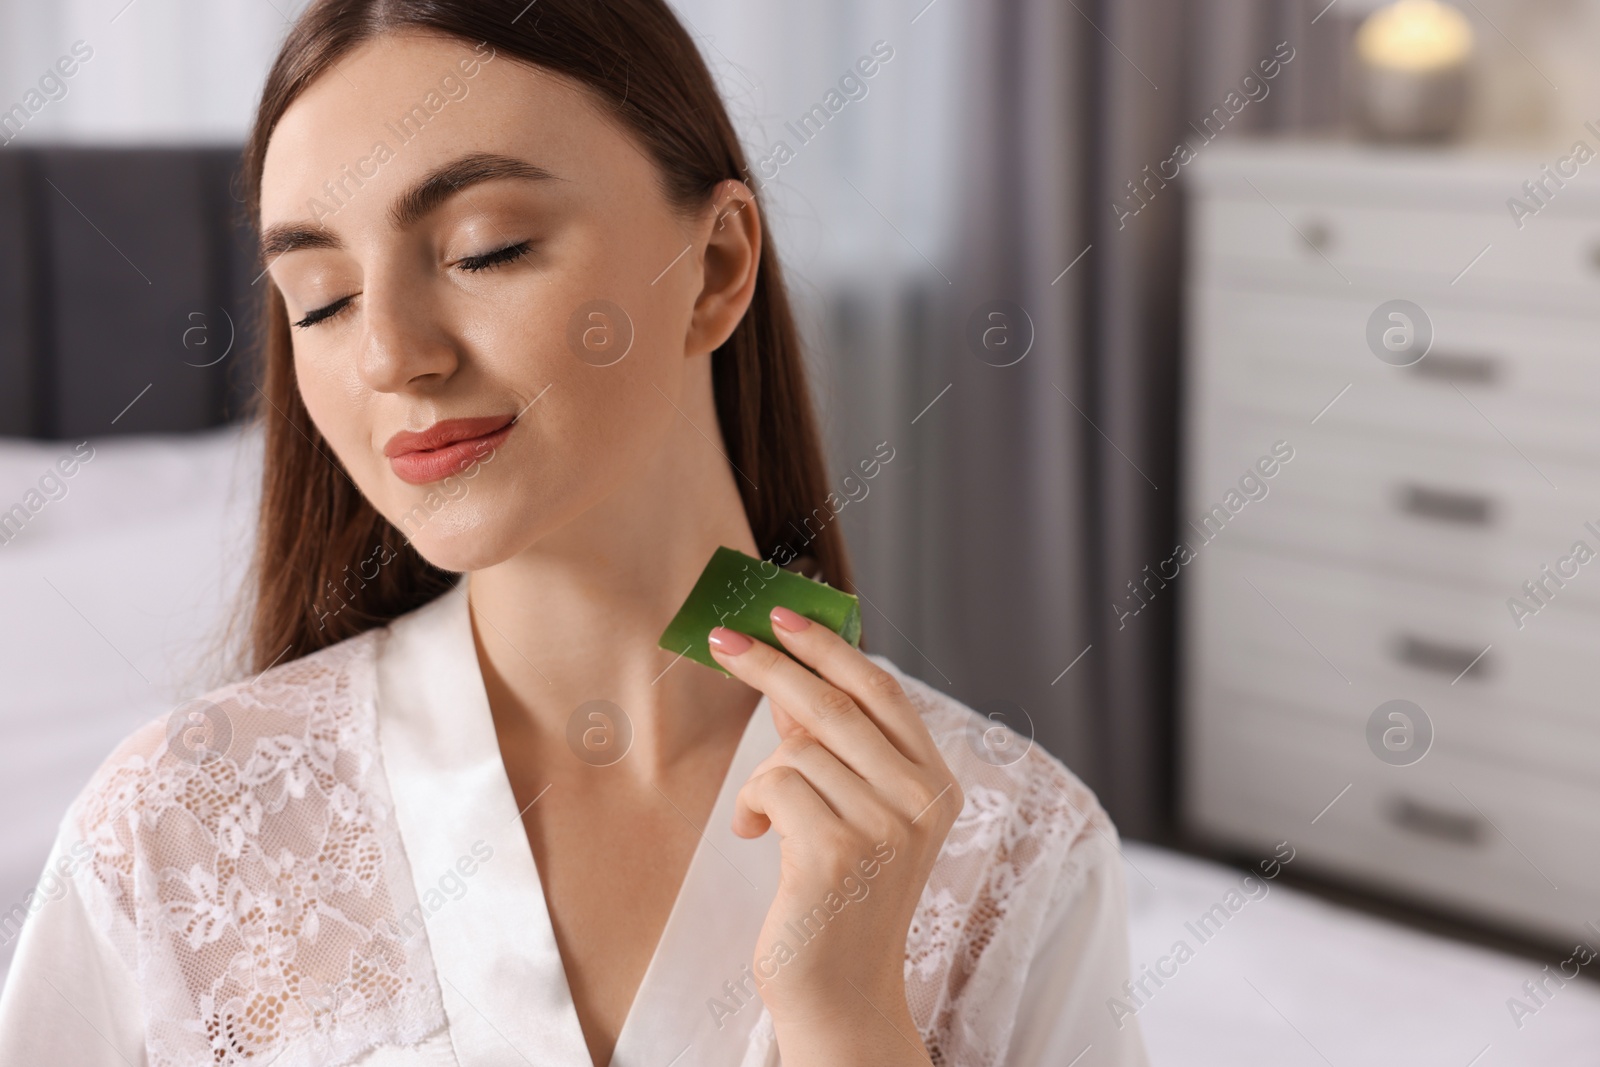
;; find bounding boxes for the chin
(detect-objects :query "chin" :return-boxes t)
[403,521,526,575]
[372,476,533,574]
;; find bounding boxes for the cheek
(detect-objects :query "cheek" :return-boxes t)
[294,347,380,476]
[292,343,430,554]
[399,287,683,569]
[473,244,688,465]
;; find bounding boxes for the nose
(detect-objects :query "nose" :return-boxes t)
[355,269,460,393]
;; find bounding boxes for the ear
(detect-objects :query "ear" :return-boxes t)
[683,179,761,359]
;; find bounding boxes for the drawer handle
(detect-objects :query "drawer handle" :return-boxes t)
[1393,634,1491,680]
[1407,352,1499,386]
[1299,219,1333,254]
[1397,484,1495,527]
[1387,797,1488,846]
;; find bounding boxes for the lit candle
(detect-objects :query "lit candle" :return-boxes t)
[1357,0,1475,73]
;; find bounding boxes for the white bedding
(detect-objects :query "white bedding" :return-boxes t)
[0,424,261,976]
[1123,841,1600,1065]
[2,425,1597,1061]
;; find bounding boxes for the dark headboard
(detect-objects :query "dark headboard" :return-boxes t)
[0,146,260,440]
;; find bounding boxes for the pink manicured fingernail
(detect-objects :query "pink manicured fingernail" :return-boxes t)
[708,627,753,655]
[770,606,811,633]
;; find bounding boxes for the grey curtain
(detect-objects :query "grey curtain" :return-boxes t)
[831,0,1351,840]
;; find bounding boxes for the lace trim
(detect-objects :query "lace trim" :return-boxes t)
[885,661,1106,1067]
[70,629,446,1067]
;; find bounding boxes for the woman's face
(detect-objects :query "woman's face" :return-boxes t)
[259,32,753,571]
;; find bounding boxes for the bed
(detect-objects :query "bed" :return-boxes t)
[1123,840,1600,1065]
[0,425,260,964]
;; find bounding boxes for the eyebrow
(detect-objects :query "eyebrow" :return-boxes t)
[258,152,562,262]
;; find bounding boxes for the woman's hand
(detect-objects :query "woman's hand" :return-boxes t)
[710,606,963,1066]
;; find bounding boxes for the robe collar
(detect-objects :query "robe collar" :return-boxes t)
[374,578,783,1067]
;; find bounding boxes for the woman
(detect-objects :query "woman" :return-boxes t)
[0,2,1148,1065]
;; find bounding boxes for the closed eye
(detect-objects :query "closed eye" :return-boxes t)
[290,240,532,329]
[293,294,355,329]
[458,240,532,273]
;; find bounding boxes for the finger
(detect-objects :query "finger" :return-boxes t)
[766,606,940,767]
[732,763,840,841]
[743,732,888,827]
[768,697,807,743]
[709,626,907,786]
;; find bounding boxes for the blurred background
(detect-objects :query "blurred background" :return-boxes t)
[2,0,1600,1062]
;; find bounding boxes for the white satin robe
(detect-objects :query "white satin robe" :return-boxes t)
[0,579,1148,1067]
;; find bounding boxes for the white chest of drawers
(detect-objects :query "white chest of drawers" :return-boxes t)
[1180,141,1600,943]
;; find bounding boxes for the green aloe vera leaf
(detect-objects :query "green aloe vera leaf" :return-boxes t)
[658,545,862,676]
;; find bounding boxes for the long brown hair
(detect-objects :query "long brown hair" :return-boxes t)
[233,0,853,675]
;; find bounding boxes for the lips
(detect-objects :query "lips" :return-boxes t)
[384,414,515,486]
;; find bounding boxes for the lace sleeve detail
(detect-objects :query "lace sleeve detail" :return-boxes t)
[874,658,1110,1067]
[69,630,446,1067]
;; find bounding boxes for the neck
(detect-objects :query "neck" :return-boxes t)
[465,353,764,780]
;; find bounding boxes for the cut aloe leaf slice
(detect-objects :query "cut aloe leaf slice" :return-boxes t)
[658,546,862,675]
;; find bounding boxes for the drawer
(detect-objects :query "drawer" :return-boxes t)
[1190,616,1600,787]
[1197,411,1600,607]
[1185,546,1600,755]
[1193,192,1600,297]
[1197,291,1600,460]
[1184,694,1600,944]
